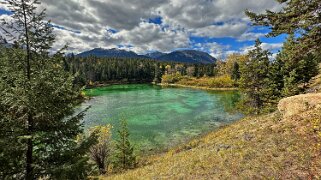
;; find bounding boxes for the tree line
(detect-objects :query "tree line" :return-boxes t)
[66,55,217,86]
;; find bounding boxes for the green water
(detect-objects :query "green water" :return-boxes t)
[80,84,242,151]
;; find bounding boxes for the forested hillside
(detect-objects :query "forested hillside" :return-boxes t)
[66,55,216,85]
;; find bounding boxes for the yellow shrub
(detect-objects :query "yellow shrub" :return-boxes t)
[175,76,234,88]
[161,74,184,84]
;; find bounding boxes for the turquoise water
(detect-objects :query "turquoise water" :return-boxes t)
[80,84,242,151]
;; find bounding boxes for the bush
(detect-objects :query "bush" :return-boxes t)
[161,73,184,84]
[171,75,234,88]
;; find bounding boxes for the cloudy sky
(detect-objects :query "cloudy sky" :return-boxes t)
[0,0,286,59]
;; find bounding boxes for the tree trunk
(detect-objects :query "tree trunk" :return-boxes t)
[22,0,33,179]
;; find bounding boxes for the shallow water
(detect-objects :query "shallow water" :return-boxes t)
[80,84,243,151]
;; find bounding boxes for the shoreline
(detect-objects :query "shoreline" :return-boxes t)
[158,83,238,91]
[84,81,238,91]
[85,80,153,89]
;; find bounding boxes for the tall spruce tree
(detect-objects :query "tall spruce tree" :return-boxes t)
[231,62,240,81]
[275,35,319,97]
[238,39,271,114]
[266,55,285,102]
[114,119,136,170]
[0,0,96,179]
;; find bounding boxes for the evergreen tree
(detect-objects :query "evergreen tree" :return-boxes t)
[0,0,96,179]
[282,70,301,97]
[153,63,162,83]
[246,0,321,56]
[114,119,136,170]
[276,35,319,96]
[238,39,271,114]
[298,53,319,88]
[246,0,320,97]
[266,56,285,102]
[231,62,240,81]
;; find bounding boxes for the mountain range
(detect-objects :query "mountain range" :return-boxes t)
[76,48,216,64]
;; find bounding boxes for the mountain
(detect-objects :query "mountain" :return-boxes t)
[157,50,216,64]
[145,51,167,59]
[76,48,146,59]
[76,48,216,64]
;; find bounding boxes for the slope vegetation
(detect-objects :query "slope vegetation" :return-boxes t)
[106,93,321,179]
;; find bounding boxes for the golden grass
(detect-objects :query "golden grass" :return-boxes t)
[103,95,321,179]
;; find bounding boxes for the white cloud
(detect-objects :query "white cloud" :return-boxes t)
[194,42,231,59]
[107,22,190,54]
[192,22,248,38]
[238,32,266,42]
[242,42,283,53]
[0,0,284,55]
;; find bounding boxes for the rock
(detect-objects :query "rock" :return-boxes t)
[216,144,231,152]
[243,133,254,141]
[278,93,321,118]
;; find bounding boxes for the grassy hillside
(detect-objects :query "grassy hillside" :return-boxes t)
[105,94,321,179]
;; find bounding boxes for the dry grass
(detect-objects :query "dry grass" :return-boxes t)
[102,94,321,179]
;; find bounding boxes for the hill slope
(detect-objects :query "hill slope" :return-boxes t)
[76,48,146,59]
[158,50,216,64]
[76,48,216,64]
[107,93,321,179]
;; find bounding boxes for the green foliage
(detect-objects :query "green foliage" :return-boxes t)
[153,63,162,83]
[238,39,271,114]
[282,70,301,97]
[67,56,216,86]
[0,1,96,179]
[161,73,184,84]
[246,0,321,55]
[276,35,319,97]
[244,1,321,113]
[114,119,136,170]
[231,62,240,81]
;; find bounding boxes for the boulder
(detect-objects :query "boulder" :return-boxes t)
[278,93,321,118]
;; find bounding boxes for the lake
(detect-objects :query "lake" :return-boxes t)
[80,84,243,151]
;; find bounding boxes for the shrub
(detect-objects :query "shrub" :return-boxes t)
[161,73,184,84]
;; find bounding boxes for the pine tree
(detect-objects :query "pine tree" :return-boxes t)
[246,0,320,96]
[114,119,136,170]
[231,62,240,81]
[246,0,321,55]
[238,39,271,114]
[282,70,301,97]
[153,63,162,83]
[276,35,319,96]
[266,56,285,102]
[0,0,96,179]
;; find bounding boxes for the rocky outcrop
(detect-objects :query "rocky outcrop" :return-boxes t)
[278,93,321,118]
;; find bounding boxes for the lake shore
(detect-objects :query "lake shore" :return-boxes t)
[158,83,238,91]
[85,80,152,89]
[107,93,321,179]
